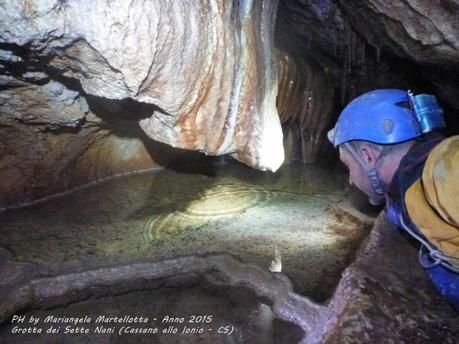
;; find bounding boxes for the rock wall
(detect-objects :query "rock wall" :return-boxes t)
[277,0,459,124]
[1,0,283,171]
[1,0,458,208]
[338,0,459,65]
[0,0,283,209]
[314,213,459,343]
[337,0,459,114]
[0,77,161,208]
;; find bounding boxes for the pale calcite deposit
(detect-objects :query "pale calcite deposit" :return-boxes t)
[0,0,284,171]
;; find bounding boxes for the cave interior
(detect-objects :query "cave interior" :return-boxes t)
[0,0,458,343]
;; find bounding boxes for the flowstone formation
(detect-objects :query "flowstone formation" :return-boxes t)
[0,0,284,172]
[0,0,285,209]
[0,76,160,209]
[276,50,334,163]
[1,216,458,343]
[0,254,324,342]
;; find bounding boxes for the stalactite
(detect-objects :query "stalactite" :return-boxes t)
[0,0,284,173]
[346,23,352,74]
[340,22,368,104]
[341,51,348,105]
[376,45,381,63]
[353,26,356,70]
[276,50,334,163]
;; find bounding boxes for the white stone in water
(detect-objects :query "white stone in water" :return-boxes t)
[268,246,282,273]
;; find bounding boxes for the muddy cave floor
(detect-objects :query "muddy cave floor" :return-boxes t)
[0,161,372,303]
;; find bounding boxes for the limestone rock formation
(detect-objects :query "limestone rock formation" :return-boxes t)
[277,0,459,119]
[338,0,459,112]
[276,50,334,163]
[1,217,457,342]
[0,79,87,128]
[0,0,284,172]
[1,0,458,208]
[0,76,164,209]
[0,254,325,338]
[338,0,459,65]
[314,214,459,343]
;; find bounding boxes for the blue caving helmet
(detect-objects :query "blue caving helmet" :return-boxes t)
[328,89,445,146]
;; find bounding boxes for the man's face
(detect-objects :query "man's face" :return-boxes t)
[339,146,375,197]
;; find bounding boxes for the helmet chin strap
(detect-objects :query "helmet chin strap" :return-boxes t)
[343,143,386,206]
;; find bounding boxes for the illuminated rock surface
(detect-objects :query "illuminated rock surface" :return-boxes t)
[0,0,283,172]
[0,78,176,208]
[1,0,459,208]
[316,214,459,343]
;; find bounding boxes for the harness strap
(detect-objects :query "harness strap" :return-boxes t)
[399,213,459,273]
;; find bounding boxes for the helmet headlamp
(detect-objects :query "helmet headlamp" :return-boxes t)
[408,90,446,134]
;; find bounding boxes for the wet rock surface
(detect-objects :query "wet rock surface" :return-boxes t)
[0,1,458,342]
[337,0,459,114]
[2,0,458,210]
[1,286,305,344]
[0,76,184,210]
[277,0,459,119]
[338,0,459,65]
[0,0,286,210]
[316,214,459,343]
[0,254,319,343]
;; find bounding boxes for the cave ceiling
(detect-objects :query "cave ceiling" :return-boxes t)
[277,0,459,116]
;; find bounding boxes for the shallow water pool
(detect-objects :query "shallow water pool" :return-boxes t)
[0,160,368,302]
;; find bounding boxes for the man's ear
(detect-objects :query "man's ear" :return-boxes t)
[359,145,380,168]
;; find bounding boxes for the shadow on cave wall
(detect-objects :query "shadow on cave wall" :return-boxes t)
[84,93,237,176]
[43,65,223,176]
[82,94,226,219]
[4,44,232,177]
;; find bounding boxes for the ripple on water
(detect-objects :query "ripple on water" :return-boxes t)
[143,184,274,242]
